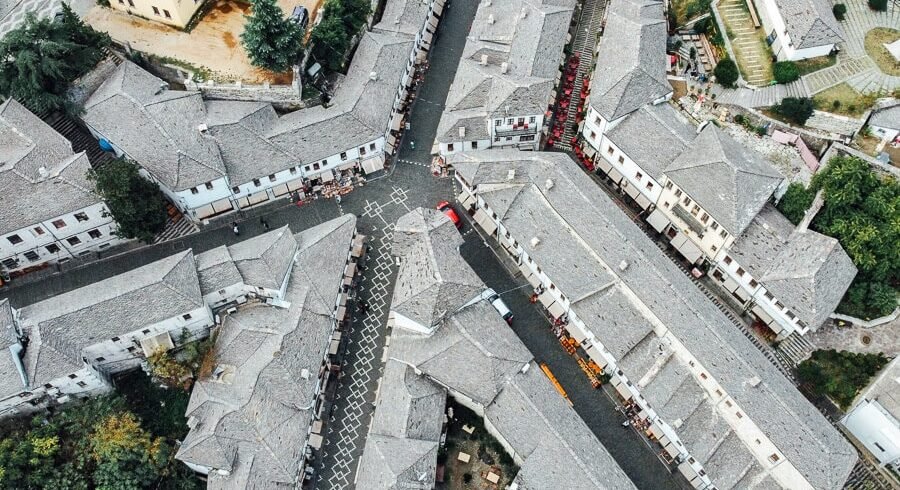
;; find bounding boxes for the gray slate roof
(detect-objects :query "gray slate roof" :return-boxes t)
[358,208,636,490]
[19,250,203,386]
[450,150,857,490]
[0,299,25,400]
[604,102,695,181]
[436,0,574,143]
[731,204,857,329]
[666,123,784,235]
[869,101,900,131]
[0,99,102,234]
[227,225,297,291]
[772,0,844,49]
[390,208,485,330]
[177,215,355,488]
[83,61,227,191]
[373,0,432,37]
[194,245,244,297]
[588,0,670,121]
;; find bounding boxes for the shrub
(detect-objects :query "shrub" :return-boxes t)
[797,350,889,409]
[773,61,800,84]
[773,97,815,125]
[714,59,739,87]
[777,182,815,224]
[868,0,887,11]
[832,3,847,20]
[832,100,841,109]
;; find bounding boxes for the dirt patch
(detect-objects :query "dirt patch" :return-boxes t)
[216,1,233,13]
[222,31,237,48]
[864,27,900,77]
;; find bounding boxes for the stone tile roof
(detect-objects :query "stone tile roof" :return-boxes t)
[177,215,355,488]
[772,0,844,49]
[373,0,432,37]
[730,204,856,329]
[18,250,203,384]
[603,102,696,181]
[0,99,102,234]
[390,208,485,330]
[857,357,900,419]
[666,124,784,235]
[227,225,298,291]
[436,0,574,143]
[588,0,670,121]
[869,101,900,130]
[83,61,227,192]
[0,299,25,399]
[194,245,244,297]
[451,150,857,490]
[355,434,440,489]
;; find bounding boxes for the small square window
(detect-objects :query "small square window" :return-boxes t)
[163,9,170,18]
[764,292,774,300]
[719,229,727,238]
[674,189,682,198]
[127,346,136,352]
[607,146,614,155]
[313,162,321,170]
[2,258,18,268]
[23,251,39,261]
[205,182,214,190]
[6,234,22,245]
[618,156,625,164]
[53,219,66,229]
[646,182,653,190]
[529,116,536,123]
[359,146,367,156]
[95,356,105,362]
[700,213,709,223]
[749,279,758,288]
[495,119,502,126]
[590,131,597,140]
[700,372,708,380]
[253,178,261,187]
[736,411,743,419]
[182,313,192,320]
[290,167,297,175]
[88,229,102,239]
[736,267,745,277]
[448,144,455,152]
[142,329,151,334]
[32,227,44,236]
[44,383,53,389]
[635,172,643,180]
[232,186,240,193]
[340,152,348,161]
[68,373,78,379]
[76,381,87,388]
[268,174,276,182]
[768,453,779,463]
[191,187,199,194]
[471,141,478,149]
[595,117,602,125]
[127,0,134,5]
[111,336,120,342]
[775,301,784,309]
[67,236,81,246]
[665,181,673,189]
[369,143,376,151]
[74,212,89,222]
[152,6,160,14]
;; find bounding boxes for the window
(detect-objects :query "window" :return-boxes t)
[359,146,367,156]
[749,279,758,288]
[517,117,525,125]
[68,373,78,379]
[313,162,321,170]
[674,189,682,198]
[205,182,214,190]
[711,245,717,252]
[127,346,136,352]
[786,311,795,320]
[232,186,240,193]
[646,182,653,191]
[874,442,886,452]
[127,0,134,5]
[665,181,673,189]
[700,213,709,223]
[607,146,614,155]
[448,143,454,152]
[691,205,700,216]
[152,6,160,14]
[725,400,732,407]
[471,141,478,149]
[595,116,602,125]
[736,411,743,419]
[700,372,708,380]
[111,336,120,342]
[44,383,53,389]
[529,116,536,123]
[77,381,87,388]
[183,313,192,320]
[45,244,60,254]
[218,289,226,295]
[340,152,348,161]
[32,227,45,236]
[163,9,170,18]
[618,156,625,164]
[6,234,22,245]
[117,0,123,3]
[736,267,745,277]
[590,131,597,140]
[87,229,102,240]
[495,119,502,126]
[95,357,105,362]
[663,201,670,208]
[711,221,719,230]
[767,453,779,463]
[506,137,512,141]
[24,251,39,261]
[507,118,514,125]
[683,197,691,206]
[142,329,151,334]
[764,292,774,301]
[635,171,643,180]
[53,219,66,229]
[369,143,376,151]
[67,236,81,246]
[520,135,535,142]
[268,174,276,182]
[74,212,89,222]
[494,137,501,142]
[715,389,722,396]
[719,229,727,239]
[191,187,199,194]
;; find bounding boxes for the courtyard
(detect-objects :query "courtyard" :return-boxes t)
[84,0,321,83]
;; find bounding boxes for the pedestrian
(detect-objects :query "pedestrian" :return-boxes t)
[410,140,415,149]
[335,194,342,204]
[260,217,270,231]
[232,222,240,236]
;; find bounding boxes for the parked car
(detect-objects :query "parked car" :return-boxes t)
[290,6,309,32]
[484,288,514,324]
[437,200,461,228]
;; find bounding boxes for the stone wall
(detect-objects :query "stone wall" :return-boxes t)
[185,79,304,109]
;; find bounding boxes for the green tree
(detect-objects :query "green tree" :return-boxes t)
[832,3,847,20]
[773,97,814,125]
[89,412,167,489]
[714,59,739,87]
[240,0,303,72]
[797,350,889,408]
[309,0,372,72]
[773,61,800,84]
[868,0,887,11]
[88,159,168,243]
[0,4,110,115]
[777,182,815,224]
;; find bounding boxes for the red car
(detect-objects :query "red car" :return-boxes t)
[437,200,461,228]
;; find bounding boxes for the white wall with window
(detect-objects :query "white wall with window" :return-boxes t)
[656,177,734,262]
[595,135,662,209]
[754,0,835,61]
[490,114,543,151]
[0,202,126,275]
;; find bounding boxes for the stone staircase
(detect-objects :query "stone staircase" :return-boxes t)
[556,0,607,151]
[775,332,815,367]
[44,113,115,169]
[152,211,199,244]
[802,57,877,95]
[711,79,809,108]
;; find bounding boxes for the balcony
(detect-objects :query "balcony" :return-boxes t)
[672,205,706,237]
[494,124,538,138]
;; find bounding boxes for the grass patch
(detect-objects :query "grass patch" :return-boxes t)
[794,54,837,76]
[865,27,900,76]
[670,0,711,26]
[716,1,773,84]
[812,83,877,117]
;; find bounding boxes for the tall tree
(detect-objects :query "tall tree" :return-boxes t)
[309,0,371,72]
[0,4,109,114]
[88,159,168,243]
[241,0,303,73]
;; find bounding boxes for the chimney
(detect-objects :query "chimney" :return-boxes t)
[38,166,48,178]
[748,376,761,387]
[530,237,540,248]
[501,62,509,74]
[480,54,488,66]
[197,123,209,134]
[618,260,629,272]
[369,71,378,81]
[459,126,466,138]
[301,368,310,380]
[507,169,515,180]
[488,14,494,24]
[544,178,554,190]
[521,8,528,19]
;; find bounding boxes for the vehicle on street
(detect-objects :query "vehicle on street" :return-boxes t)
[463,288,514,324]
[290,6,309,33]
[437,200,461,228]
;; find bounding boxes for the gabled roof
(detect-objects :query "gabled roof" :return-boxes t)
[390,208,485,331]
[355,434,440,489]
[771,0,843,49]
[869,101,900,131]
[227,225,297,291]
[0,99,102,234]
[83,61,226,191]
[450,150,857,489]
[369,360,446,441]
[588,0,670,121]
[666,124,783,235]
[604,102,695,181]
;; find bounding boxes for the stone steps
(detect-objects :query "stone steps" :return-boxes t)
[802,57,876,94]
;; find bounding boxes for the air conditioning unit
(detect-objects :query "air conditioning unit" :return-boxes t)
[544,179,554,190]
[488,14,494,24]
